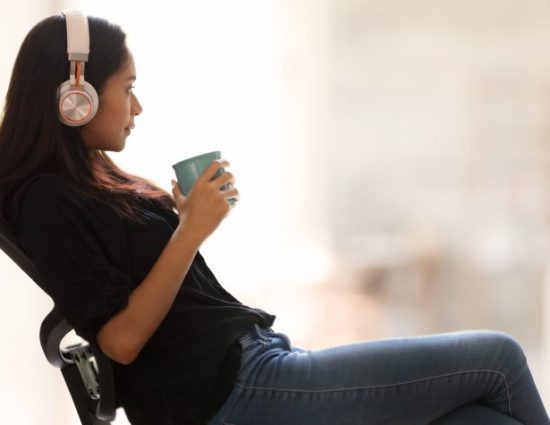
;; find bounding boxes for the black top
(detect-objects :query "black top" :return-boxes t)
[13,173,275,425]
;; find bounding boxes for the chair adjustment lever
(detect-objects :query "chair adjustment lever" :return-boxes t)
[62,343,101,400]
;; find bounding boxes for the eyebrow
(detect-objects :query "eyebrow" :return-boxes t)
[126,75,136,81]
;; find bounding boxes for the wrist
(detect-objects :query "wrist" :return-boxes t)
[173,223,203,251]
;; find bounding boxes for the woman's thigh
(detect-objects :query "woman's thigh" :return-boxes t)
[208,329,547,425]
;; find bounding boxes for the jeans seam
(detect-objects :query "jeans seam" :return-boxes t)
[235,369,512,412]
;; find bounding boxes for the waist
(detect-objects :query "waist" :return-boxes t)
[239,324,274,346]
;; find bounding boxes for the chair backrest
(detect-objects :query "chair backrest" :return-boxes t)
[0,216,116,424]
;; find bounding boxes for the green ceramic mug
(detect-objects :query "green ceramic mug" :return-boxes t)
[172,151,236,207]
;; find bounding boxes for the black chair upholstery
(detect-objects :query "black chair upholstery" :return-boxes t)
[0,216,117,424]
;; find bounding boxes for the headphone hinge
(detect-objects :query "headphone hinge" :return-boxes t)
[68,52,89,62]
[69,61,86,87]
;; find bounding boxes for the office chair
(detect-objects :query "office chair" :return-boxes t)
[0,216,117,425]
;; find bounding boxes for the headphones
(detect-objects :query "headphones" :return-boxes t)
[57,10,99,127]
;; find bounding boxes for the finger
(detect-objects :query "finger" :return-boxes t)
[225,192,239,209]
[171,179,185,198]
[200,159,230,183]
[212,171,235,189]
[227,194,240,204]
[223,187,240,201]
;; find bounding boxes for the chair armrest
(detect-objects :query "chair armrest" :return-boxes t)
[39,306,72,368]
[40,306,117,421]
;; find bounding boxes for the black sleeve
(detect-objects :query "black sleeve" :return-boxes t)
[16,175,133,346]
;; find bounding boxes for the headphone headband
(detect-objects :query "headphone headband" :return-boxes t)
[63,10,90,62]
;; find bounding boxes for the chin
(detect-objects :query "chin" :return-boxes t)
[104,142,125,153]
[113,137,127,152]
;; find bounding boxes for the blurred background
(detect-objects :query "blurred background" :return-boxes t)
[2,0,550,423]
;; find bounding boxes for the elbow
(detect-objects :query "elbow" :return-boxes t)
[97,332,141,365]
[108,345,139,365]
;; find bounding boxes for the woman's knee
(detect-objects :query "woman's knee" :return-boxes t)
[469,330,527,369]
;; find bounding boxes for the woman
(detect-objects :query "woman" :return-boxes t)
[0,12,548,425]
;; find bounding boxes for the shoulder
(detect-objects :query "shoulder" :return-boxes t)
[21,173,79,200]
[15,173,94,227]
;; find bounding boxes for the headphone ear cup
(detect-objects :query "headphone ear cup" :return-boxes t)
[57,80,99,127]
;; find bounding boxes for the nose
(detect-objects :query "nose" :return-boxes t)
[131,92,143,116]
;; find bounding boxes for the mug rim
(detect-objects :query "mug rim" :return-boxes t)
[172,151,221,169]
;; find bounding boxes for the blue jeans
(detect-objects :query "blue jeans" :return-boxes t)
[206,326,549,425]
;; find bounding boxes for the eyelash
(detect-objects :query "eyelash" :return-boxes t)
[127,85,135,94]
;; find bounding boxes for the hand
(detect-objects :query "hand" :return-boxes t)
[171,159,239,245]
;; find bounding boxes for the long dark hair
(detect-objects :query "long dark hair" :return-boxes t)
[0,14,175,228]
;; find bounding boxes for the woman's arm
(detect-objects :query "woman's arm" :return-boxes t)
[97,160,238,365]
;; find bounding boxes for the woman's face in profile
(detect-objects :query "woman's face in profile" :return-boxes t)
[80,51,142,152]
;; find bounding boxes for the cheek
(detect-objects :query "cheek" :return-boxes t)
[81,118,101,142]
[81,111,114,143]
[109,98,131,123]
